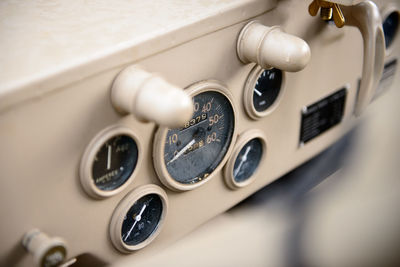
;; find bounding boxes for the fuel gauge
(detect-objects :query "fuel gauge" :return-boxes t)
[244,66,284,119]
[224,130,267,189]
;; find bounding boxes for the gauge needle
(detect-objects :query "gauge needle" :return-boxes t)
[167,139,195,165]
[124,204,147,242]
[254,88,262,97]
[234,146,252,177]
[107,145,112,170]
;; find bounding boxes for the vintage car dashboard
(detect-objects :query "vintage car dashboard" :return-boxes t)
[0,0,399,266]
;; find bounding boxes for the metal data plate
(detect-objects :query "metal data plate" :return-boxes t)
[300,88,347,144]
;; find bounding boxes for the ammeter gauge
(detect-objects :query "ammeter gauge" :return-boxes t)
[224,129,267,189]
[244,66,284,119]
[80,125,141,198]
[110,185,168,252]
[153,81,236,191]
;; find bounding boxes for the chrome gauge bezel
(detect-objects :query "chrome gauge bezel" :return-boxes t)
[109,184,168,252]
[153,80,237,191]
[80,125,142,199]
[243,65,285,120]
[224,129,267,189]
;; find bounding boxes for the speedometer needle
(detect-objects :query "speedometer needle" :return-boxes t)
[124,204,147,242]
[167,139,195,165]
[233,146,251,177]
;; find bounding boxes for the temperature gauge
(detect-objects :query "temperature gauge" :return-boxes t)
[80,125,141,198]
[244,66,284,119]
[153,81,236,191]
[224,130,267,189]
[109,185,168,252]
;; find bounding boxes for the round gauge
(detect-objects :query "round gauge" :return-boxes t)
[110,184,168,252]
[383,11,399,49]
[153,81,236,191]
[80,125,141,199]
[224,129,267,189]
[244,66,284,119]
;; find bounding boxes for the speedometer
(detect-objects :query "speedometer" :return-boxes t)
[153,81,236,191]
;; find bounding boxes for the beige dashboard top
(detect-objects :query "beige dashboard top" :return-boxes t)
[0,0,275,111]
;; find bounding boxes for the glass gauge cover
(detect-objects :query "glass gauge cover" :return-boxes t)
[383,11,399,49]
[121,193,163,246]
[80,126,141,198]
[253,68,282,112]
[154,82,236,191]
[110,185,168,252]
[224,130,267,189]
[244,66,284,119]
[233,138,263,183]
[92,135,138,191]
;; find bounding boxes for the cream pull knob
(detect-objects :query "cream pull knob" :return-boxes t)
[237,22,311,72]
[22,229,67,267]
[111,66,194,128]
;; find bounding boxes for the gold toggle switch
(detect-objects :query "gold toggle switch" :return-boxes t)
[309,0,345,28]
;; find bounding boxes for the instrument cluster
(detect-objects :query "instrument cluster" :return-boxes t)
[73,0,400,257]
[79,62,285,251]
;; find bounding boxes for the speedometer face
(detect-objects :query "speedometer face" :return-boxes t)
[153,82,236,191]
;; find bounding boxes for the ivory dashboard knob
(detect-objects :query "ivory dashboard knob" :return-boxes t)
[22,229,67,267]
[111,66,194,128]
[237,21,311,72]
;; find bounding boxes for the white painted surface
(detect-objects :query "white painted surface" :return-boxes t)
[0,0,273,100]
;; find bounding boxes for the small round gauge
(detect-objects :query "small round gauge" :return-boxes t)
[383,11,399,49]
[224,130,267,189]
[244,66,284,119]
[80,125,141,199]
[110,185,168,252]
[153,81,236,191]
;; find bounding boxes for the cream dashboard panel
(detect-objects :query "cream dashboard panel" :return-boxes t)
[1,0,398,266]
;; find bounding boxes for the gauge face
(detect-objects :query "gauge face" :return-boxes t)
[110,185,168,252]
[383,11,399,49]
[163,90,234,185]
[224,129,266,189]
[253,68,282,112]
[233,138,263,183]
[92,135,138,191]
[121,193,163,246]
[154,83,236,191]
[80,126,141,198]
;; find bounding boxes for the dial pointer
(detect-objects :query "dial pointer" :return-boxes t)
[124,204,147,242]
[167,139,195,165]
[234,146,251,177]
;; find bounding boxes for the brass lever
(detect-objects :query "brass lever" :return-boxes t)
[309,0,345,28]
